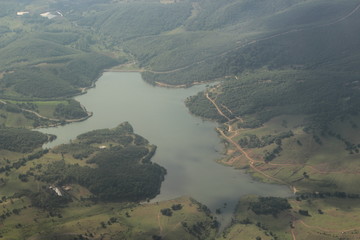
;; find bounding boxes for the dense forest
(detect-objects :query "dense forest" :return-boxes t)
[0,3,123,100]
[54,99,88,119]
[2,0,358,129]
[177,0,360,128]
[0,127,49,152]
[187,69,360,128]
[39,123,166,202]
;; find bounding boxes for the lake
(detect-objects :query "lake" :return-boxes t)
[39,72,291,228]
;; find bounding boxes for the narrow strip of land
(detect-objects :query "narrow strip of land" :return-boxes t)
[0,100,92,125]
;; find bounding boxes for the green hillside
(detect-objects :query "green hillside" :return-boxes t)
[0,0,123,100]
[186,5,360,128]
[78,1,192,40]
[0,0,360,239]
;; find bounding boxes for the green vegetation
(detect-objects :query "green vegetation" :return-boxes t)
[188,68,360,128]
[2,67,80,98]
[57,53,120,88]
[29,187,72,211]
[238,131,294,149]
[219,113,360,193]
[39,146,165,202]
[0,127,49,152]
[1,0,360,238]
[0,121,218,240]
[76,121,136,144]
[0,0,124,103]
[219,195,360,240]
[121,0,360,130]
[0,195,217,240]
[37,122,166,202]
[0,122,188,239]
[0,99,89,128]
[79,2,192,40]
[183,0,301,31]
[249,197,291,217]
[54,99,87,119]
[4,0,357,129]
[185,91,228,122]
[182,1,360,130]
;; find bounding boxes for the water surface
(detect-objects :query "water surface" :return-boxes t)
[39,72,291,227]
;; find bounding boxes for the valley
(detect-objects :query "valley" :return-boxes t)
[0,0,359,239]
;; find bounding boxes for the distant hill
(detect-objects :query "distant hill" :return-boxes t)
[106,0,360,127]
[1,0,358,125]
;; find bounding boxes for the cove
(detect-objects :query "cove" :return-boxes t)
[39,72,291,227]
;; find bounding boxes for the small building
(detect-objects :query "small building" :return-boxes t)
[17,11,29,16]
[62,185,72,191]
[49,186,62,196]
[40,12,57,19]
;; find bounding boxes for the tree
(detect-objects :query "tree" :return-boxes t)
[160,208,172,216]
[298,209,310,216]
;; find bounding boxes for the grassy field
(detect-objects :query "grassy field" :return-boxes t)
[0,99,89,128]
[220,195,360,240]
[0,109,34,128]
[218,114,360,194]
[6,100,67,118]
[30,101,66,119]
[0,194,217,240]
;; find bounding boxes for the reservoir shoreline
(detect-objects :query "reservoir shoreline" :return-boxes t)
[39,72,292,228]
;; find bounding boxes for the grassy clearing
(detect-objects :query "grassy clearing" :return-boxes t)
[106,62,142,72]
[121,197,217,240]
[0,195,216,240]
[220,114,360,193]
[221,195,360,240]
[220,195,292,240]
[33,100,67,118]
[6,100,67,118]
[0,99,89,128]
[218,223,274,240]
[0,109,34,128]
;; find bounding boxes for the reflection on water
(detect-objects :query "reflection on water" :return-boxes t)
[39,72,291,228]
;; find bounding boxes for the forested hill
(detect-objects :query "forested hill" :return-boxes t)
[0,0,358,129]
[0,1,123,100]
[0,127,50,152]
[39,122,166,202]
[123,0,360,76]
[105,0,360,128]
[183,0,360,127]
[1,0,359,126]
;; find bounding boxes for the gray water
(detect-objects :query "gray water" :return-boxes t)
[39,72,291,228]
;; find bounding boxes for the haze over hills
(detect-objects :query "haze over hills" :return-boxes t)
[0,0,360,239]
